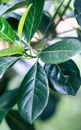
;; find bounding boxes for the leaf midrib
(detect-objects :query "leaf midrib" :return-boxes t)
[42,50,81,54]
[31,62,37,121]
[0,31,15,43]
[56,65,75,94]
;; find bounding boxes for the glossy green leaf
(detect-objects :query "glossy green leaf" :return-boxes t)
[24,0,44,43]
[0,0,27,16]
[0,89,18,123]
[0,16,15,43]
[44,60,81,95]
[18,4,32,39]
[0,56,19,79]
[0,46,24,57]
[40,39,81,64]
[17,62,49,124]
[6,110,35,130]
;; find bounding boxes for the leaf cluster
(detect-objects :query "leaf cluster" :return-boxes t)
[0,0,81,129]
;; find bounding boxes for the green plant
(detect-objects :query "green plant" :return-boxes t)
[0,0,81,129]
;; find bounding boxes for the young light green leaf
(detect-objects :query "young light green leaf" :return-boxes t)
[18,4,32,39]
[24,0,44,43]
[0,46,24,57]
[17,62,49,124]
[40,39,81,64]
[0,16,15,43]
[0,56,19,79]
[0,89,18,123]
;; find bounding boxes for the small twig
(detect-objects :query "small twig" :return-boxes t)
[55,0,72,27]
[44,0,64,35]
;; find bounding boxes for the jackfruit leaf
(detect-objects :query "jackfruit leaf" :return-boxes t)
[40,39,81,64]
[0,46,24,57]
[0,56,19,79]
[17,62,49,123]
[0,89,18,123]
[24,0,44,43]
[18,4,32,39]
[6,110,35,130]
[44,60,81,95]
[0,16,15,43]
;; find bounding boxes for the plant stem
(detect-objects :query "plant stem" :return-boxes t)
[27,42,33,56]
[44,0,64,35]
[55,0,72,27]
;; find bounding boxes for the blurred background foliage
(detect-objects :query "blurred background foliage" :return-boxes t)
[0,0,81,130]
